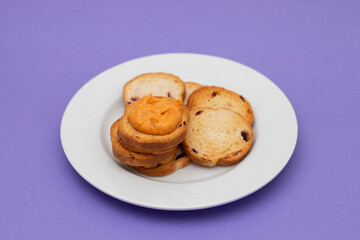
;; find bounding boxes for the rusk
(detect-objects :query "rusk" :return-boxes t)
[135,145,190,177]
[184,82,202,105]
[183,107,253,167]
[118,97,190,153]
[187,86,254,124]
[111,118,176,167]
[123,72,185,106]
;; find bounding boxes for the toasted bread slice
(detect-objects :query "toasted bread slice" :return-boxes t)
[135,145,190,177]
[184,82,202,105]
[183,107,253,167]
[118,97,190,153]
[111,118,176,167]
[123,72,186,106]
[187,86,254,125]
[119,136,176,154]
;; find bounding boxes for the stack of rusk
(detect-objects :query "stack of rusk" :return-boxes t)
[110,72,255,176]
[111,73,191,176]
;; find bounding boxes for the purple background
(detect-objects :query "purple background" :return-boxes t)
[1,0,359,239]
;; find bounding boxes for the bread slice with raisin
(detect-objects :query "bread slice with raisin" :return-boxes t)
[111,118,176,167]
[187,86,254,125]
[184,82,202,105]
[183,107,253,167]
[118,97,190,153]
[135,145,190,177]
[123,72,186,106]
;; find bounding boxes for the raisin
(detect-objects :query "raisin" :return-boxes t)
[192,148,198,154]
[129,154,135,159]
[127,101,131,104]
[175,153,186,160]
[233,150,242,156]
[178,123,182,128]
[241,131,249,142]
[167,92,171,97]
[152,163,161,168]
[239,95,245,102]
[131,97,139,101]
[195,110,203,115]
[183,121,186,125]
[211,92,217,97]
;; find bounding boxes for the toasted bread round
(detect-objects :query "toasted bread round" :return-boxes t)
[183,107,253,167]
[135,145,190,177]
[123,72,186,106]
[119,136,176,155]
[111,118,176,167]
[118,97,190,153]
[187,86,254,125]
[184,82,202,105]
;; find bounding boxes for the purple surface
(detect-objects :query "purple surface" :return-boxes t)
[1,0,359,239]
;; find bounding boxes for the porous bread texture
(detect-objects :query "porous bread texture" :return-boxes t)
[183,107,253,167]
[123,72,185,106]
[110,118,176,167]
[184,82,202,105]
[187,86,254,125]
[118,97,190,153]
[135,145,190,177]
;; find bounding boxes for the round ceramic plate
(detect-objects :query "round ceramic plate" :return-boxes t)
[61,53,298,210]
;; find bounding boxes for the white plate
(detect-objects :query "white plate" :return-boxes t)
[61,53,298,210]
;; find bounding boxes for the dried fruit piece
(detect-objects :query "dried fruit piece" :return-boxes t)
[241,131,249,142]
[233,150,242,156]
[195,110,203,116]
[175,153,186,160]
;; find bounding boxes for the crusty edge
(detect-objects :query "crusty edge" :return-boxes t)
[184,82,203,105]
[123,72,186,106]
[185,82,203,91]
[183,142,217,167]
[119,137,177,154]
[217,126,253,165]
[112,148,175,167]
[183,107,254,167]
[111,118,177,167]
[135,156,190,177]
[187,85,254,125]
[119,128,187,152]
[184,135,253,167]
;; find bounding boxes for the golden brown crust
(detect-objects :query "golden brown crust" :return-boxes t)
[184,82,202,105]
[118,137,176,154]
[111,118,176,167]
[135,157,190,177]
[134,146,191,176]
[183,146,214,167]
[123,72,186,106]
[187,86,254,125]
[118,98,190,153]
